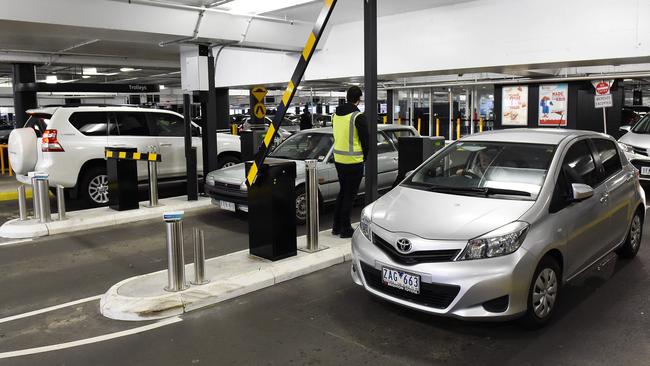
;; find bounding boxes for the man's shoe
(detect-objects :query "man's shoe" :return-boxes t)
[331,229,340,236]
[339,230,354,239]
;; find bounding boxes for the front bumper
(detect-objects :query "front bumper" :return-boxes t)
[204,182,249,212]
[350,228,535,320]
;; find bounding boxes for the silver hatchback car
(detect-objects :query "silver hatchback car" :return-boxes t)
[351,129,645,327]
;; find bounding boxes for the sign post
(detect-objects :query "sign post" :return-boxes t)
[251,86,268,123]
[592,79,614,134]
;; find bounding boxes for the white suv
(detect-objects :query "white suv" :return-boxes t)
[9,106,241,206]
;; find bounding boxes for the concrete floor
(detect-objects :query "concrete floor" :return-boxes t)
[0,201,648,365]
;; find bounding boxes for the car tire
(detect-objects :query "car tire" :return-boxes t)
[520,256,561,329]
[616,209,643,259]
[295,185,307,225]
[79,166,110,207]
[217,155,241,169]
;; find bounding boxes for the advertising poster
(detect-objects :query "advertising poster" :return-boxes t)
[538,83,568,126]
[501,86,528,126]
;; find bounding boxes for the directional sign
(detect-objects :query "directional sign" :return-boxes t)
[252,86,268,103]
[595,94,613,109]
[254,102,267,119]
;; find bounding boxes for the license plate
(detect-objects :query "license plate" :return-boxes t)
[219,200,236,212]
[641,167,650,176]
[382,266,420,294]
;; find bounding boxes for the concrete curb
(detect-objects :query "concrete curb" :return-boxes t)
[100,231,353,321]
[0,196,213,239]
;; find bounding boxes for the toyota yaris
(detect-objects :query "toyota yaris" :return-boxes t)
[351,129,645,327]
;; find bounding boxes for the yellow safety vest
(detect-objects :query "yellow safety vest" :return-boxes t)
[333,111,363,164]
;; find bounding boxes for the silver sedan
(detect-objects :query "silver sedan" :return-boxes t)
[204,124,419,223]
[351,128,645,327]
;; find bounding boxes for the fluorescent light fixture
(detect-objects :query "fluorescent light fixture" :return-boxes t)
[216,0,314,15]
[120,67,136,72]
[45,75,58,84]
[159,85,166,90]
[82,75,91,79]
[83,67,98,75]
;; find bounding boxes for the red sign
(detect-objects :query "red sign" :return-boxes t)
[595,81,610,95]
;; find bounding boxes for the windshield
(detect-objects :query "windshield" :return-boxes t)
[270,132,333,161]
[404,141,556,200]
[631,114,650,134]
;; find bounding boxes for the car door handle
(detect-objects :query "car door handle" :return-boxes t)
[599,193,609,203]
[159,143,173,147]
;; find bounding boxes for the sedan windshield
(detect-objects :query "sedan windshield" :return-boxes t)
[631,114,650,134]
[404,141,556,200]
[270,132,333,161]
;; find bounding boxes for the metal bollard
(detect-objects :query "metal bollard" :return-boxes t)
[56,185,66,220]
[301,160,327,253]
[35,174,51,223]
[191,227,209,285]
[30,174,40,220]
[164,211,188,292]
[17,185,27,221]
[147,160,159,207]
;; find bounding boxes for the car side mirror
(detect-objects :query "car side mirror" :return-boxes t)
[571,183,594,201]
[619,125,631,133]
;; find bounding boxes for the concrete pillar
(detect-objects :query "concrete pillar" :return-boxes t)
[12,63,37,128]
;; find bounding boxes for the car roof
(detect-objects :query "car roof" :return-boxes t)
[460,128,609,145]
[25,106,180,116]
[299,124,415,134]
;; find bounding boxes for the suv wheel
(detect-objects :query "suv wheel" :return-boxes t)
[617,210,643,258]
[80,166,109,207]
[520,256,561,329]
[295,186,307,225]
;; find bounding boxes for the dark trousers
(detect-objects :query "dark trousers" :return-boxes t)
[333,162,364,233]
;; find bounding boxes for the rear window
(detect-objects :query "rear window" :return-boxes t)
[24,113,51,137]
[69,112,111,136]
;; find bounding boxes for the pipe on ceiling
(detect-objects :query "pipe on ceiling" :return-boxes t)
[383,72,650,90]
[158,8,205,47]
[125,0,310,25]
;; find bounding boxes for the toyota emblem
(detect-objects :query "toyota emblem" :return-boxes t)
[396,238,412,253]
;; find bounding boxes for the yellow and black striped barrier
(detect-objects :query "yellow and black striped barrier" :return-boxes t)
[246,0,338,187]
[105,149,162,162]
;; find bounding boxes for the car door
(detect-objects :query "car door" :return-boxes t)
[150,112,199,179]
[377,131,399,189]
[110,111,155,181]
[591,138,634,252]
[550,139,610,278]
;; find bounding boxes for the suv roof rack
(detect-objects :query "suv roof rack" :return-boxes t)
[39,104,138,108]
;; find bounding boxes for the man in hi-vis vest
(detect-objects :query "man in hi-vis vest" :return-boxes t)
[332,86,369,238]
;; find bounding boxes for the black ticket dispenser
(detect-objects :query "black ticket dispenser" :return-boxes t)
[106,147,139,211]
[246,159,297,261]
[395,136,446,184]
[240,126,268,162]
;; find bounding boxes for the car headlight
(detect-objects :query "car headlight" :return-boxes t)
[619,142,635,155]
[359,206,372,240]
[458,221,529,260]
[206,176,215,186]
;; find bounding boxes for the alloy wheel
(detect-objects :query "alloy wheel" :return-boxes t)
[296,193,307,222]
[88,174,109,204]
[222,162,237,168]
[532,268,558,319]
[630,215,642,251]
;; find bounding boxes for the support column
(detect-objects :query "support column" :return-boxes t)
[204,48,218,173]
[428,88,434,136]
[12,63,37,128]
[364,0,378,204]
[386,89,394,124]
[448,88,453,140]
[215,88,229,130]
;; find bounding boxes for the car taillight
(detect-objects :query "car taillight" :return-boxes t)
[42,129,64,152]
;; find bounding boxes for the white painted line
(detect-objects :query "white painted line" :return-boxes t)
[0,316,182,360]
[0,238,33,247]
[0,295,102,324]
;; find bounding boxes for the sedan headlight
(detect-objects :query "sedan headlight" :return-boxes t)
[359,206,372,240]
[458,221,529,260]
[619,142,635,155]
[206,176,215,186]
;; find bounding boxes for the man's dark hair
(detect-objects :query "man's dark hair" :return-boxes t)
[347,86,362,104]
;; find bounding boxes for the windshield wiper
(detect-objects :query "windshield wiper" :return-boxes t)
[424,185,531,197]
